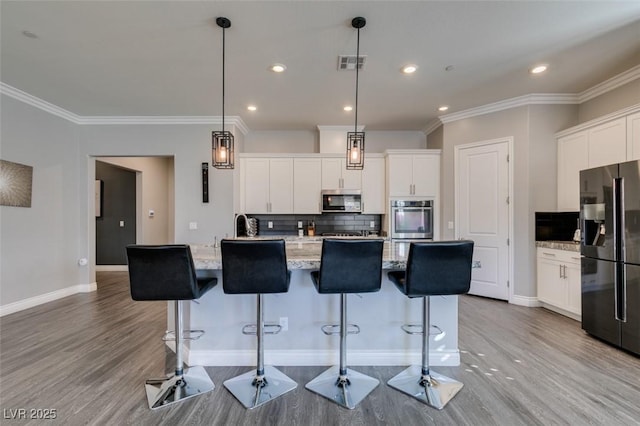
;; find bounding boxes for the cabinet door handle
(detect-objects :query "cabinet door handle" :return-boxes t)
[559,265,562,278]
[542,252,556,257]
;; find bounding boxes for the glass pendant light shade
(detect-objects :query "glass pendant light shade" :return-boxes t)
[347,17,366,170]
[212,16,234,169]
[346,131,365,169]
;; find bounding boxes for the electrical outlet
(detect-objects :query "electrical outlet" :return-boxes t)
[369,221,375,228]
[279,317,288,332]
[268,221,273,229]
[297,221,303,229]
[448,221,454,230]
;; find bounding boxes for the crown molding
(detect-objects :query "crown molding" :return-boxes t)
[423,119,442,136]
[77,115,250,135]
[0,82,83,123]
[0,82,249,135]
[578,64,640,103]
[555,103,640,138]
[439,93,579,124]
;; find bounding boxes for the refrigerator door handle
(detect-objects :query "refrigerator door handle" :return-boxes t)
[615,263,627,322]
[613,177,624,262]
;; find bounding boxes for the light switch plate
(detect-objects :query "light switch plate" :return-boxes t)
[119,220,125,227]
[268,221,273,229]
[189,222,198,230]
[297,221,303,228]
[448,221,454,229]
[369,221,375,228]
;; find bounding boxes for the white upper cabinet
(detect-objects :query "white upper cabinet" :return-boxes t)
[321,157,362,190]
[557,131,588,212]
[241,157,293,214]
[628,111,640,161]
[361,157,385,214]
[556,106,640,212]
[294,158,322,214]
[386,151,440,197]
[587,117,627,168]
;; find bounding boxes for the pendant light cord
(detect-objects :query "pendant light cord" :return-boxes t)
[222,25,226,133]
[354,26,360,134]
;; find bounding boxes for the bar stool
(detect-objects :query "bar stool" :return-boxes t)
[305,239,384,409]
[220,239,297,409]
[126,244,218,409]
[387,240,474,409]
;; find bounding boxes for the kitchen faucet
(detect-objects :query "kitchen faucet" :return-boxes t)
[234,213,248,238]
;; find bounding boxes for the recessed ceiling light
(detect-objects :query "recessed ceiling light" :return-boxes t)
[438,105,449,112]
[402,64,418,74]
[530,64,548,74]
[270,63,286,73]
[247,105,257,111]
[343,106,353,112]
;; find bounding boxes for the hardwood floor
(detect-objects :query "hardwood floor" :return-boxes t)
[1,272,639,425]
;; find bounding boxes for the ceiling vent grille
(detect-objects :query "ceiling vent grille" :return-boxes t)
[338,55,367,71]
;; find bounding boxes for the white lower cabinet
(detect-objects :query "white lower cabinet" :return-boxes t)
[537,247,581,318]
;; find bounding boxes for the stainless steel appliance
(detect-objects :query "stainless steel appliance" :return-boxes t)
[580,160,640,355]
[321,190,362,213]
[390,200,433,239]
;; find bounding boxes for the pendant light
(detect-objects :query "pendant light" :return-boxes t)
[346,16,366,170]
[212,17,234,169]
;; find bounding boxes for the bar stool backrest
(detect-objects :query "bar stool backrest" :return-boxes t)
[315,239,384,294]
[126,244,201,301]
[404,240,474,297]
[221,239,290,294]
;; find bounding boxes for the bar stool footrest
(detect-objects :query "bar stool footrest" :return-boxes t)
[387,364,463,410]
[223,365,297,409]
[162,329,205,341]
[321,324,360,336]
[305,365,379,409]
[144,365,214,410]
[400,324,443,336]
[241,323,282,335]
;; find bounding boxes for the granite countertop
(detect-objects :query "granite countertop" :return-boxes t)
[191,240,410,270]
[535,240,581,252]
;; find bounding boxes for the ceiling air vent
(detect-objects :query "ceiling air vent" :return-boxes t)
[338,55,367,71]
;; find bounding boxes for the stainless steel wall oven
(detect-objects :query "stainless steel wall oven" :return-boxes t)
[390,200,433,239]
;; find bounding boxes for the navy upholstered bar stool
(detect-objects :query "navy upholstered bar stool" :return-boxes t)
[126,244,218,409]
[305,239,384,409]
[220,239,297,409]
[387,240,474,409]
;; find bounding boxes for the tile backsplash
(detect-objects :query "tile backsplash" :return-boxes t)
[245,213,382,236]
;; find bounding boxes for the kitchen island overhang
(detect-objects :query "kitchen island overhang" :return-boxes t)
[179,241,461,367]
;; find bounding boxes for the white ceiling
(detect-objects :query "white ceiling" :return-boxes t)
[1,1,639,131]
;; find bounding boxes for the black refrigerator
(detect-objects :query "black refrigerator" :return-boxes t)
[580,160,640,356]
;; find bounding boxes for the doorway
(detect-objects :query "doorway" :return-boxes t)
[92,156,175,273]
[455,138,513,301]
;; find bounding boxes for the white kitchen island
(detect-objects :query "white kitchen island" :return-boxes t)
[180,240,462,367]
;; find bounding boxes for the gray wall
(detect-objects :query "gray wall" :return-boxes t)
[244,130,426,153]
[1,95,82,306]
[426,124,444,150]
[441,104,577,300]
[578,79,640,123]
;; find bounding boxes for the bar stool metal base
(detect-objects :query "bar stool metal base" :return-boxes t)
[387,365,463,410]
[144,365,215,410]
[305,365,379,410]
[223,365,297,409]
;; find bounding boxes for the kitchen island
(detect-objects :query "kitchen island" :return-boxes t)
[180,240,462,367]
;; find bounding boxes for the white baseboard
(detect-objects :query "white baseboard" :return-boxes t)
[185,348,460,367]
[510,295,541,307]
[95,265,128,272]
[0,283,97,317]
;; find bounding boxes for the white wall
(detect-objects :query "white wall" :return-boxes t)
[1,95,85,307]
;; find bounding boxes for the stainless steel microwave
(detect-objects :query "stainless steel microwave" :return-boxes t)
[321,190,362,213]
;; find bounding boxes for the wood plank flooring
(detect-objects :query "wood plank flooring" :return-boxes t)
[1,272,639,425]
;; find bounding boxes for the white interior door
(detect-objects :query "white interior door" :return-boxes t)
[456,139,511,300]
